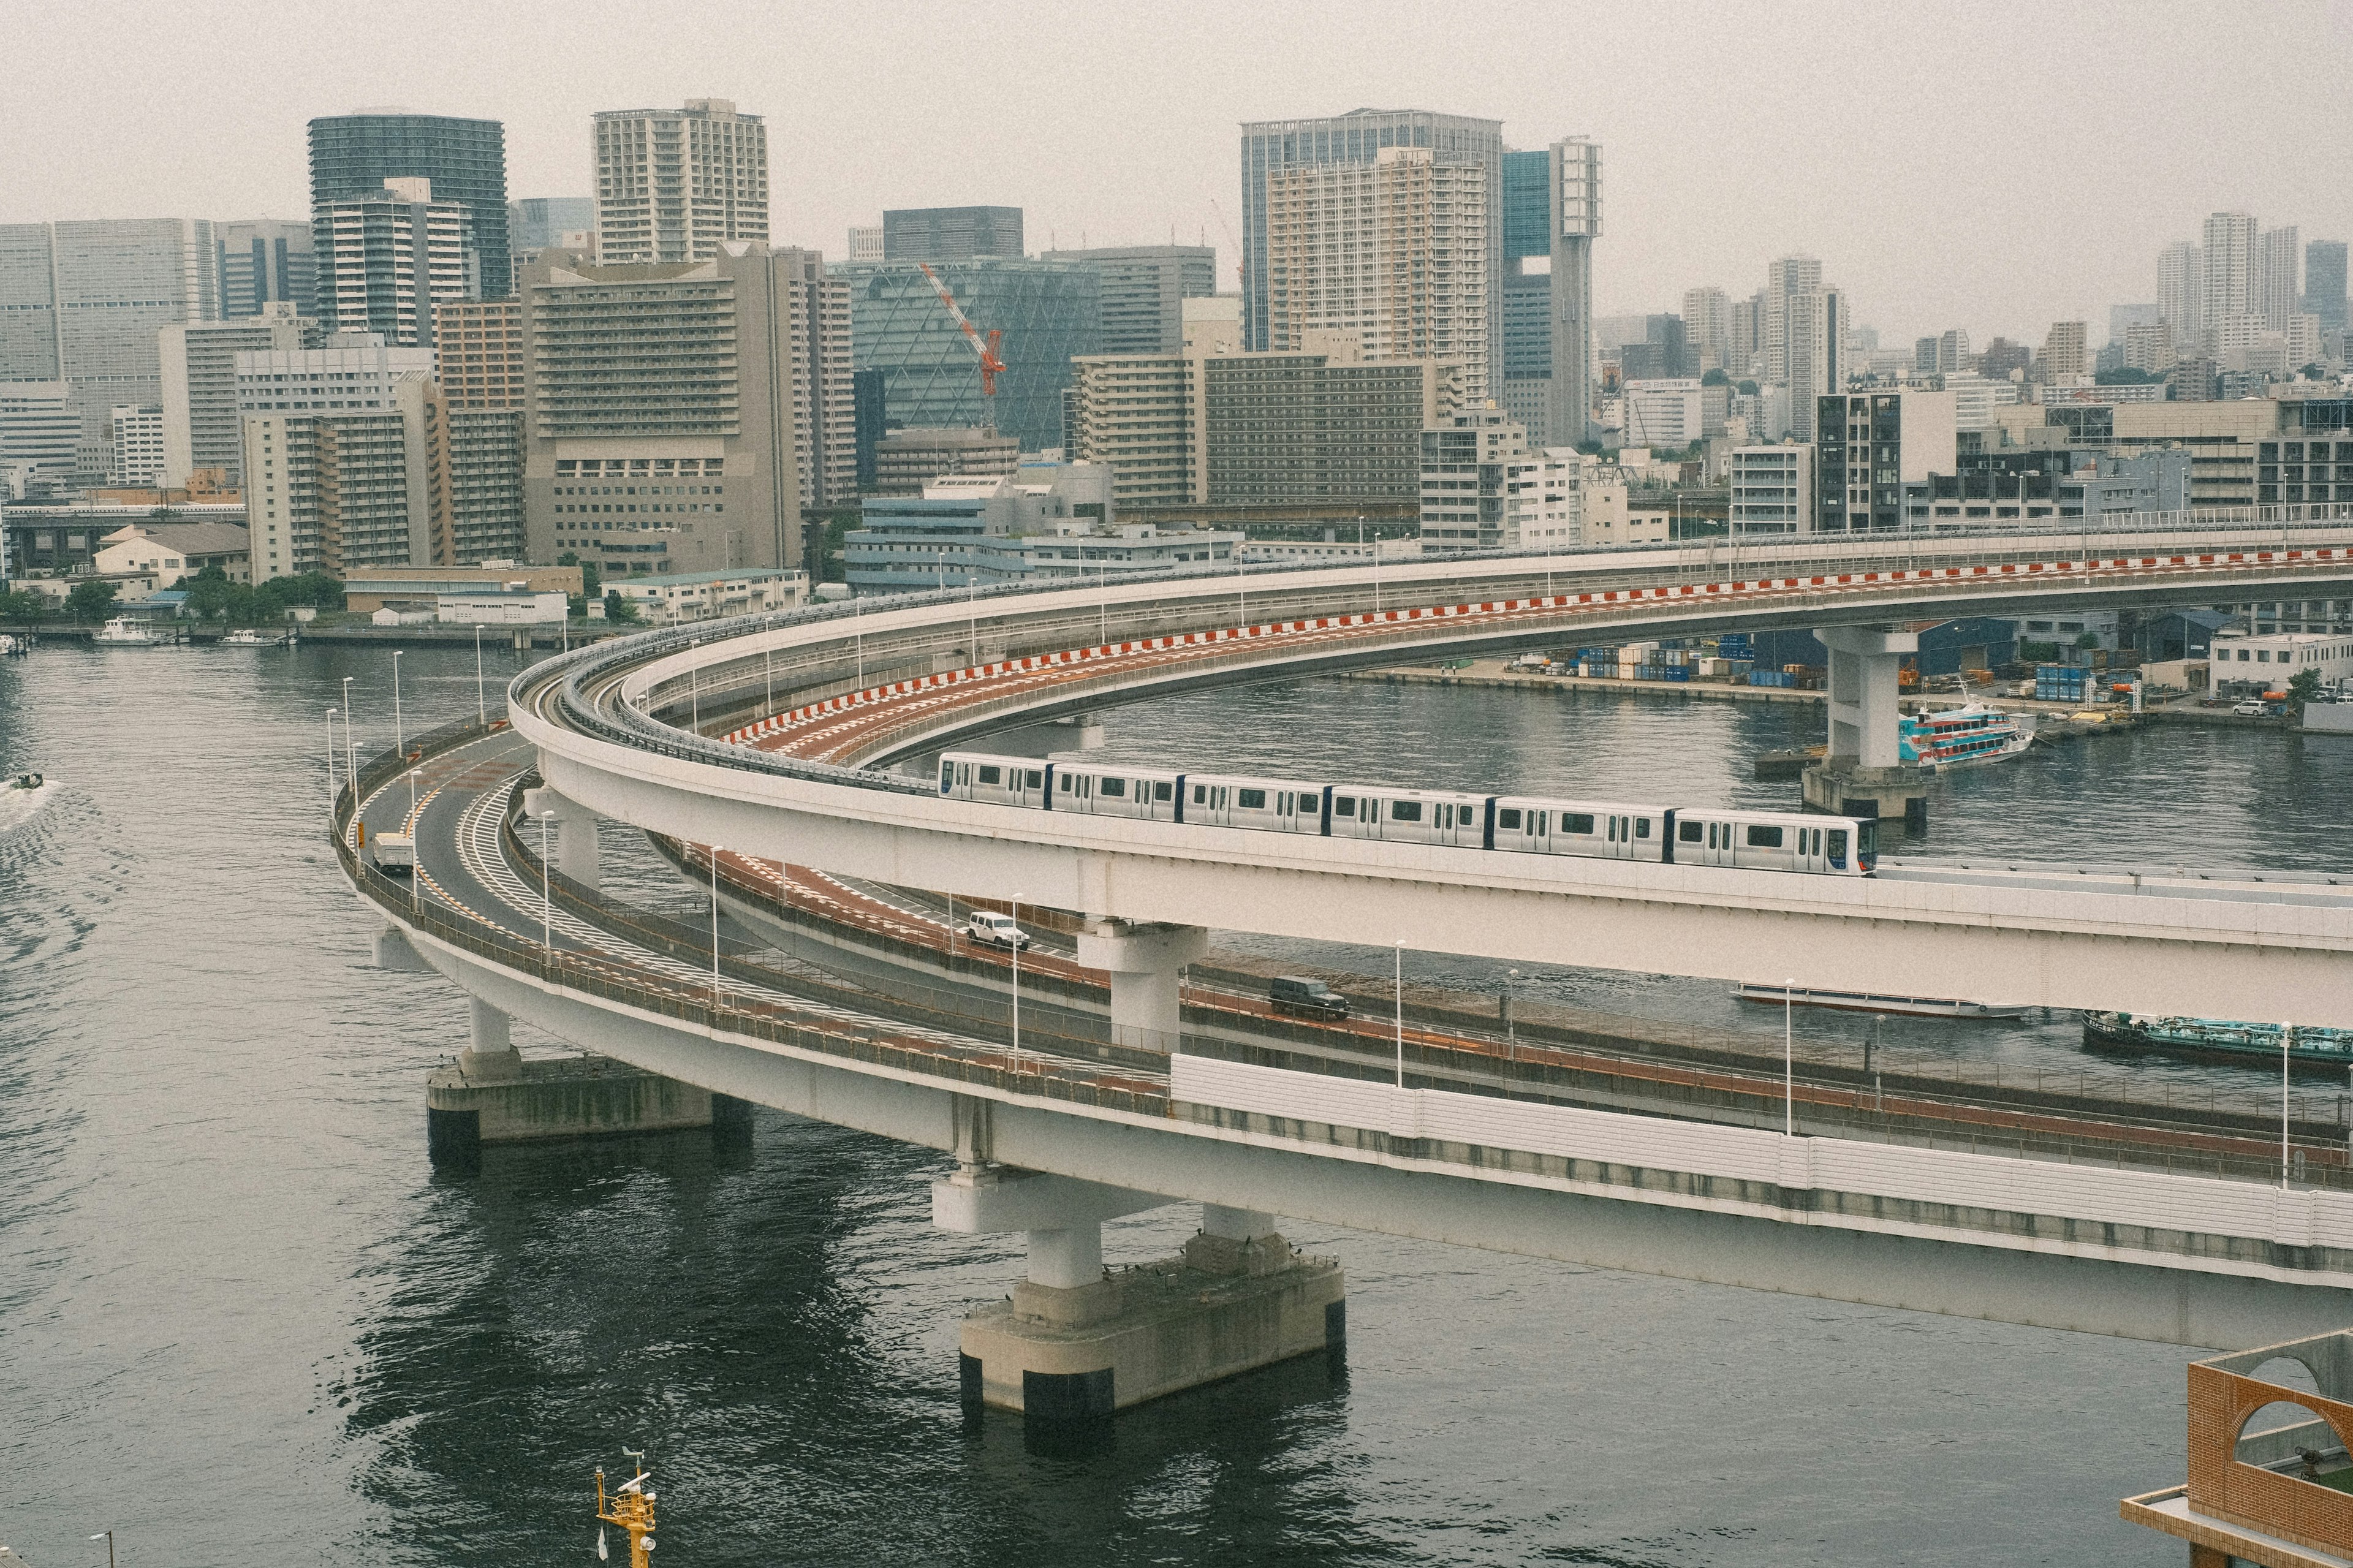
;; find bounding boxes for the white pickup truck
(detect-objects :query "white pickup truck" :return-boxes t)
[964,910,1031,950]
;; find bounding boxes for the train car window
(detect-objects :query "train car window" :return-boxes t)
[1334,796,1357,818]
[979,765,1001,785]
[1857,820,1878,870]
[958,764,971,786]
[1534,811,1547,834]
[1154,781,1173,801]
[1061,775,1075,793]
[1390,800,1423,824]
[1027,771,1044,789]
[1746,825,1784,848]
[1498,808,1522,830]
[1192,784,1206,804]
[1827,829,1847,866]
[1099,778,1127,798]
[939,761,954,787]
[1678,820,1703,843]
[1634,818,1651,839]
[1239,788,1267,809]
[1565,813,1594,835]
[1437,805,1452,828]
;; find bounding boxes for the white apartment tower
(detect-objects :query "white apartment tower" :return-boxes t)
[2200,211,2260,348]
[1682,286,1730,373]
[1265,146,1492,398]
[2259,225,2302,331]
[316,179,478,347]
[2040,320,2089,382]
[159,301,317,486]
[773,246,856,510]
[2158,240,2202,344]
[593,99,770,265]
[1764,253,1823,388]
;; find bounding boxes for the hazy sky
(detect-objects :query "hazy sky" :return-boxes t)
[7,0,2350,346]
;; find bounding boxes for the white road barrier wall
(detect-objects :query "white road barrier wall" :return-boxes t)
[1170,1054,2352,1252]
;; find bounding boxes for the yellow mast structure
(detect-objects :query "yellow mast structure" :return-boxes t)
[595,1450,658,1566]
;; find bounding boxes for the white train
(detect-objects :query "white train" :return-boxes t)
[937,751,1878,876]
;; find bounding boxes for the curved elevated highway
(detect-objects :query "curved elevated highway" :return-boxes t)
[341,515,2353,1351]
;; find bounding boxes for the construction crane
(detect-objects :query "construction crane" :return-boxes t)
[918,263,1006,432]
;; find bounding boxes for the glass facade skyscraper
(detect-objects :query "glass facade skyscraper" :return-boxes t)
[308,113,510,298]
[839,259,1099,452]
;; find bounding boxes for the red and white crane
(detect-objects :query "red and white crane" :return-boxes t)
[918,263,1006,430]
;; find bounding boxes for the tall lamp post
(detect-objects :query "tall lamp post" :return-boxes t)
[473,623,486,726]
[538,809,556,957]
[341,675,357,786]
[2284,1021,2296,1189]
[390,648,404,757]
[89,1531,114,1568]
[1784,977,1797,1136]
[1395,941,1407,1088]
[326,707,341,810]
[711,847,725,1012]
[1009,894,1022,1056]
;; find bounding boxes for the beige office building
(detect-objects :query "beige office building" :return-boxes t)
[1264,146,1490,400]
[592,99,769,265]
[519,245,803,576]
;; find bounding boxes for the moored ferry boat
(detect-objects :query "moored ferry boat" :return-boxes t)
[92,615,159,646]
[2083,1011,2353,1068]
[1898,703,2032,769]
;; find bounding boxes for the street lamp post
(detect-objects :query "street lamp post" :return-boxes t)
[1784,978,1797,1137]
[711,847,724,1012]
[326,707,340,810]
[341,674,357,784]
[391,649,404,757]
[1009,895,1022,1056]
[1506,968,1518,1059]
[2285,1021,2296,1189]
[474,623,486,726]
[539,809,556,957]
[407,767,422,913]
[89,1531,114,1568]
[1395,942,1406,1088]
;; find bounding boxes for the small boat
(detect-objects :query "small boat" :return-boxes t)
[0,632,26,656]
[1733,981,2030,1019]
[1,770,55,833]
[1899,703,2033,769]
[2083,1011,2353,1069]
[220,627,267,645]
[93,616,159,646]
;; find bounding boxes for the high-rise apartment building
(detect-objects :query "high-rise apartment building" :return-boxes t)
[316,178,477,345]
[308,112,510,298]
[159,302,317,487]
[593,100,769,265]
[1729,445,1814,534]
[0,219,219,481]
[218,219,316,319]
[1683,286,1730,373]
[1419,407,1596,552]
[519,246,805,576]
[1039,246,1217,355]
[1728,294,1765,380]
[1066,331,1460,512]
[2259,225,2302,331]
[1263,146,1491,398]
[2305,240,2349,333]
[1488,138,1599,446]
[881,206,1023,262]
[1763,253,1822,388]
[1784,286,1843,441]
[241,373,436,578]
[2200,211,2259,346]
[772,248,855,510]
[2040,320,2089,381]
[842,257,1099,452]
[1240,108,1504,362]
[2158,240,2202,344]
[432,300,523,409]
[2123,320,2175,374]
[1544,136,1601,447]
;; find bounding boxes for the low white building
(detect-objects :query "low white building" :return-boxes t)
[607,567,809,626]
[2208,629,2353,694]
[92,532,190,588]
[1420,407,1626,553]
[1730,445,1815,534]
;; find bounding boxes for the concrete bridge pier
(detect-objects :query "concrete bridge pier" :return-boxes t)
[941,1170,1344,1420]
[461,997,526,1082]
[523,786,601,890]
[1074,918,1208,1051]
[1805,624,1931,828]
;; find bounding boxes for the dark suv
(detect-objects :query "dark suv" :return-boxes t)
[1270,975,1349,1020]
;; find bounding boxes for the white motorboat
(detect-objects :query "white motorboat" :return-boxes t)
[0,770,56,833]
[220,628,269,645]
[93,616,159,646]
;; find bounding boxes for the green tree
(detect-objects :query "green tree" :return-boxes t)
[0,586,49,622]
[2287,667,2324,711]
[65,578,119,622]
[2074,632,2102,650]
[603,590,642,624]
[183,564,235,621]
[1700,367,1730,387]
[1737,379,1759,396]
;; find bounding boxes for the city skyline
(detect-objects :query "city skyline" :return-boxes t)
[3,0,2347,347]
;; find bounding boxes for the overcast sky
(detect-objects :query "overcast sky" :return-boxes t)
[7,0,2349,346]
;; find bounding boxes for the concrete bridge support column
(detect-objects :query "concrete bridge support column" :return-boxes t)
[1075,918,1209,1052]
[461,997,525,1082]
[1806,624,1931,828]
[523,786,601,890]
[938,1168,1343,1420]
